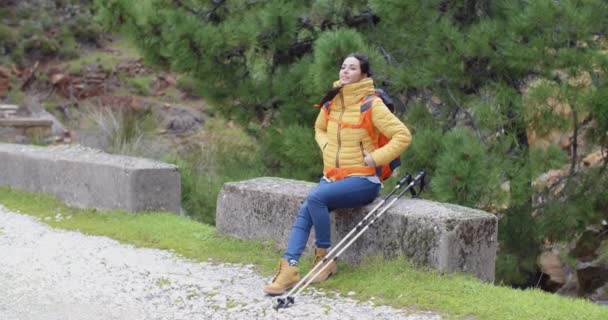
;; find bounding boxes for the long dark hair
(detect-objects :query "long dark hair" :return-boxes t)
[317,53,373,107]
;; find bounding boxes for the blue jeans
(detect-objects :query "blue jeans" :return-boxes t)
[283,177,381,262]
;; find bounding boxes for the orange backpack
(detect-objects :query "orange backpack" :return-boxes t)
[321,89,401,181]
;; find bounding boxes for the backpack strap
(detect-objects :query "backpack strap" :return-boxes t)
[321,94,380,148]
[320,101,337,126]
[359,95,380,148]
[322,99,367,129]
[360,94,377,113]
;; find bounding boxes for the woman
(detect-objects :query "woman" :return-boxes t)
[263,53,412,295]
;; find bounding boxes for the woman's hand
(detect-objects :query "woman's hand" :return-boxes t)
[363,151,376,167]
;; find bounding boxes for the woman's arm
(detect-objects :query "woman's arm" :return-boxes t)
[368,100,412,166]
[314,109,329,151]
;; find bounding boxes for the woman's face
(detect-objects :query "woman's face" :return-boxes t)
[339,56,367,85]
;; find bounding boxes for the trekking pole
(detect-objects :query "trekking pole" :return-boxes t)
[273,171,426,310]
[273,172,411,304]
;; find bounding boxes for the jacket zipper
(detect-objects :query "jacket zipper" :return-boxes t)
[335,92,345,168]
[360,142,365,159]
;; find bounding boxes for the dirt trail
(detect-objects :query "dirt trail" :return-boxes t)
[0,206,441,320]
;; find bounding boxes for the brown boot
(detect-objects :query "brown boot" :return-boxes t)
[308,247,337,283]
[263,258,300,296]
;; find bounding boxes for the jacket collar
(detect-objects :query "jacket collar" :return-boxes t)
[333,78,376,107]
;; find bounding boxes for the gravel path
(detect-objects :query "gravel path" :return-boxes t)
[0,206,442,320]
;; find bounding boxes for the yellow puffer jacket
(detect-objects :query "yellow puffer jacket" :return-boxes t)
[314,78,412,180]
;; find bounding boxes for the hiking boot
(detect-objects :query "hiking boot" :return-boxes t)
[263,258,300,296]
[308,247,337,283]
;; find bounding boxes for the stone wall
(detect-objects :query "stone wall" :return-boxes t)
[0,143,180,213]
[216,177,498,282]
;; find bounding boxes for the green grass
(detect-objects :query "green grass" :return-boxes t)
[126,75,154,96]
[0,187,281,272]
[325,259,605,319]
[1,186,607,320]
[110,36,142,59]
[65,50,120,74]
[63,36,141,74]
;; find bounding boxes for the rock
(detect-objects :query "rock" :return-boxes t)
[589,283,608,304]
[556,272,579,297]
[576,262,608,296]
[571,229,602,262]
[161,105,203,134]
[538,250,567,285]
[582,150,606,168]
[216,177,498,282]
[0,66,12,97]
[152,74,177,95]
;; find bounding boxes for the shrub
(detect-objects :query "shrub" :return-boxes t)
[259,125,322,182]
[0,24,17,55]
[166,117,263,225]
[127,76,153,96]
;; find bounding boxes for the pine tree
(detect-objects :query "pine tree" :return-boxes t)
[95,0,608,286]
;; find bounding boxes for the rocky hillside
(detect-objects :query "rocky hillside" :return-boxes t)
[0,0,208,158]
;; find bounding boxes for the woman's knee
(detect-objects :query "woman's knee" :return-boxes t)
[295,200,312,220]
[307,188,328,206]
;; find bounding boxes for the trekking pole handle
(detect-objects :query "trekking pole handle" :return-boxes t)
[398,170,426,198]
[397,173,412,188]
[381,173,411,200]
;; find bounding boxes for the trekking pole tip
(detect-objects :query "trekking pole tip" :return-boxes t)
[273,298,285,310]
[273,296,295,310]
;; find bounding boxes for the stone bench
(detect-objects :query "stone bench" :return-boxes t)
[216,177,497,282]
[0,104,19,117]
[0,118,53,127]
[0,143,180,213]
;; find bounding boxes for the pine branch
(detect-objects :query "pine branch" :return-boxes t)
[206,0,227,22]
[568,109,579,177]
[221,47,245,60]
[264,11,381,67]
[297,15,314,31]
[440,77,484,143]
[379,46,393,65]
[533,109,599,210]
[344,11,379,28]
[171,0,228,23]
[171,0,204,16]
[167,2,380,69]
[272,39,314,66]
[318,11,380,31]
[563,106,582,192]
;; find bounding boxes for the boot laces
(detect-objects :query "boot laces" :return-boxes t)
[313,250,327,266]
[271,260,284,283]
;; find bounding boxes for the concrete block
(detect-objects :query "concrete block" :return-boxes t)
[217,177,497,282]
[0,143,180,213]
